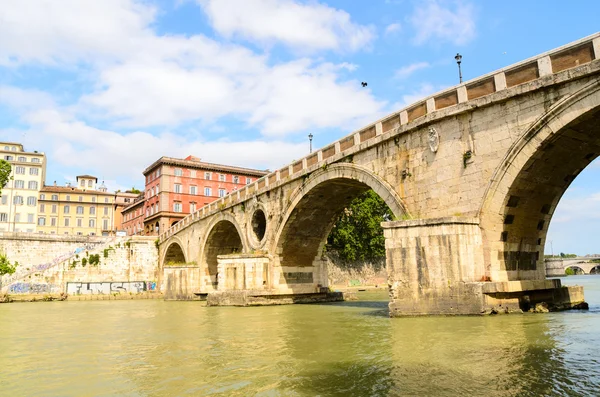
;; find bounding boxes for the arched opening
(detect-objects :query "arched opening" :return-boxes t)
[251,209,267,242]
[171,220,179,227]
[276,174,402,287]
[480,84,600,282]
[155,221,159,233]
[164,242,186,266]
[590,265,600,275]
[203,220,244,286]
[565,266,585,276]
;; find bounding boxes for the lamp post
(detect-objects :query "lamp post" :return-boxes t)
[455,53,463,84]
[308,133,313,153]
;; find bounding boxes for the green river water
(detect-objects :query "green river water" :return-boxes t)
[1,275,599,396]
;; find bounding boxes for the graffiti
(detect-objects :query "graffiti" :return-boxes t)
[2,242,103,286]
[9,283,60,294]
[66,281,148,295]
[146,281,157,291]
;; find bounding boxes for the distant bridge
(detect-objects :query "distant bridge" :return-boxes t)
[545,257,600,276]
[159,33,600,315]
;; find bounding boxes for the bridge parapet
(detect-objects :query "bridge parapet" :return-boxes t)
[160,32,600,244]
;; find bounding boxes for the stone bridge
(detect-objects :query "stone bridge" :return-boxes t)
[159,33,600,315]
[546,257,600,276]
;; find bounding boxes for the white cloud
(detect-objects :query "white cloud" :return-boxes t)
[394,62,430,80]
[409,0,476,46]
[198,0,375,52]
[0,0,155,66]
[385,23,401,35]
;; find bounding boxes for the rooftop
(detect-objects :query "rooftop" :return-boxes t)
[143,156,269,177]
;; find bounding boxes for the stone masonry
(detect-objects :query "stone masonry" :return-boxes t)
[158,33,600,314]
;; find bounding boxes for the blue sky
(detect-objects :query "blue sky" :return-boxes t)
[0,0,599,254]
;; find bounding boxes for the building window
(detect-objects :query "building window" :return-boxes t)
[4,155,13,161]
[15,166,25,174]
[28,181,38,190]
[80,179,85,187]
[64,205,70,214]
[190,202,196,213]
[173,202,182,212]
[39,204,45,213]
[174,168,183,176]
[52,194,58,201]
[204,187,212,196]
[92,197,96,203]
[90,207,96,215]
[38,217,46,226]
[77,218,82,227]
[89,219,95,228]
[190,185,197,195]
[219,174,226,182]
[30,168,39,175]
[233,176,239,184]
[27,196,36,206]
[17,156,26,162]
[103,219,109,230]
[190,170,196,177]
[13,196,23,205]
[32,158,40,163]
[246,177,252,184]
[64,218,70,227]
[76,206,84,214]
[105,197,109,203]
[15,214,20,223]
[88,180,93,187]
[219,189,226,197]
[27,214,34,223]
[40,194,45,200]
[51,218,57,226]
[79,196,83,202]
[14,180,24,189]
[65,195,70,201]
[154,203,158,213]
[205,172,211,180]
[0,196,5,205]
[0,213,7,222]
[51,205,57,213]
[174,184,182,193]
[103,207,109,216]
[151,187,155,196]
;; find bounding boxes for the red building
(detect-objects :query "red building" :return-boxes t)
[121,194,145,235]
[122,155,268,236]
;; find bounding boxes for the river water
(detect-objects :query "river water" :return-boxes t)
[1,276,599,397]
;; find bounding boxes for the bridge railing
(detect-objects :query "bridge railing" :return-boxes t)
[159,32,600,243]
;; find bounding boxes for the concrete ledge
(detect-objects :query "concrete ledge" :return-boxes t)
[206,291,344,306]
[382,216,480,229]
[480,279,561,294]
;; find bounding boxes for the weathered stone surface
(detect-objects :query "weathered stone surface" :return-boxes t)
[157,35,600,314]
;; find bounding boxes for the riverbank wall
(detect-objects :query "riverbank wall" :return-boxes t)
[0,233,160,296]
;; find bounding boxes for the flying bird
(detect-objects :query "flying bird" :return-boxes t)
[361,82,368,87]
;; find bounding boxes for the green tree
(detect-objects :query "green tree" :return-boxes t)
[0,159,11,196]
[128,187,141,194]
[326,190,393,264]
[0,253,17,276]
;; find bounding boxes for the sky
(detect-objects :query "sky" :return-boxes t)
[0,0,599,254]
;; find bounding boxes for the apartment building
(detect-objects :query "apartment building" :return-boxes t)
[122,155,268,236]
[0,142,46,232]
[37,175,115,236]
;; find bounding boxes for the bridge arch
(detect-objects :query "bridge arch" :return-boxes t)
[200,213,246,287]
[591,265,600,275]
[272,163,408,269]
[480,79,600,281]
[565,265,586,275]
[161,237,187,267]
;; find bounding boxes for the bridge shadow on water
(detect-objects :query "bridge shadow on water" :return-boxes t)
[314,299,390,317]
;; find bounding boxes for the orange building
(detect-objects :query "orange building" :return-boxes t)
[122,155,268,236]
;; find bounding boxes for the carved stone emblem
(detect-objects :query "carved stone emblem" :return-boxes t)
[428,127,439,153]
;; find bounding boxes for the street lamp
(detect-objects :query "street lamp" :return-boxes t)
[308,133,313,153]
[455,53,463,84]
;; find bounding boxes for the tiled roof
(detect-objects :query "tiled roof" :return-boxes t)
[143,156,269,177]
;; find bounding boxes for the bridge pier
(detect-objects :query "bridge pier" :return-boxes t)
[383,217,587,315]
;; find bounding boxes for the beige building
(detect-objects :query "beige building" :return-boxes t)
[0,142,46,233]
[37,175,115,236]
